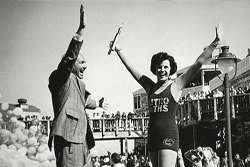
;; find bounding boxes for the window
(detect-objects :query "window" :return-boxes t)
[134,95,141,109]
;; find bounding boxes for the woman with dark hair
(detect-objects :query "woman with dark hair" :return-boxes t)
[109,23,223,167]
[111,153,125,167]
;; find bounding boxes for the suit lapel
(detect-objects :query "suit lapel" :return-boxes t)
[73,76,85,105]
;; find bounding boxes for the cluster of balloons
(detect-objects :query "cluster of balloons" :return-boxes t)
[0,102,23,123]
[0,102,56,167]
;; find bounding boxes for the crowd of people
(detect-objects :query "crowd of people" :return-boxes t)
[179,84,250,104]
[219,150,250,167]
[91,111,148,120]
[91,152,153,167]
[179,147,250,167]
[89,146,250,167]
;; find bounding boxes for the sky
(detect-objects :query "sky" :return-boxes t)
[0,0,250,156]
[1,0,250,118]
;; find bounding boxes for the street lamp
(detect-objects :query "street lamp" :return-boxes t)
[211,45,240,167]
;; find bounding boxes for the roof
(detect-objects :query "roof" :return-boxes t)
[176,58,218,75]
[0,103,41,113]
[177,44,223,75]
[133,88,146,95]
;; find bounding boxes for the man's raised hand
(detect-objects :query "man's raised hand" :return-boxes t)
[80,4,86,29]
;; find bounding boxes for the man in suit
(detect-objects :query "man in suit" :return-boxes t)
[48,5,108,167]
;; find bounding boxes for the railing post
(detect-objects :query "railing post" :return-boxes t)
[197,100,201,121]
[141,118,145,132]
[231,96,236,119]
[128,119,131,136]
[214,98,218,120]
[125,118,127,130]
[188,101,192,124]
[125,137,128,157]
[102,119,105,137]
[120,139,124,155]
[115,119,118,136]
[89,119,93,131]
[47,120,50,136]
[183,104,187,126]
[180,105,184,125]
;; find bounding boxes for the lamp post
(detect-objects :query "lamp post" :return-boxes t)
[211,46,240,167]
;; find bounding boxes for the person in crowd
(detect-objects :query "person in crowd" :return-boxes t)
[146,156,153,167]
[186,92,194,101]
[234,153,245,167]
[93,156,101,167]
[230,86,237,96]
[120,153,127,166]
[184,147,203,167]
[237,87,245,95]
[115,111,121,128]
[106,114,111,118]
[115,111,121,120]
[176,148,185,167]
[205,90,213,99]
[109,21,224,167]
[126,154,134,167]
[222,151,228,167]
[92,157,97,167]
[111,113,115,118]
[48,5,108,167]
[139,155,148,167]
[198,91,206,99]
[86,113,90,120]
[132,154,140,167]
[193,92,199,100]
[102,111,106,118]
[93,112,97,119]
[213,88,223,97]
[127,112,134,120]
[110,152,126,167]
[121,112,127,129]
[179,96,186,105]
[101,155,112,167]
[96,112,101,119]
[121,112,127,119]
[246,48,250,57]
[99,156,104,165]
[202,147,220,167]
[245,148,250,167]
[243,85,250,94]
[212,152,221,167]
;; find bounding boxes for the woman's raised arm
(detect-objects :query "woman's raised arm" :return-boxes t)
[175,23,224,90]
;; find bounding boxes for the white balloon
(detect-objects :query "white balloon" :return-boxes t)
[29,126,38,134]
[9,117,18,123]
[90,149,98,157]
[13,107,23,116]
[1,102,9,111]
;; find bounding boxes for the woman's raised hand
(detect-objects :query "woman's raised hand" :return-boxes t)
[215,22,224,41]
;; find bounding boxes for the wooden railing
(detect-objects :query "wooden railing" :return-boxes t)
[23,117,150,139]
[176,93,250,126]
[22,94,250,139]
[89,117,149,139]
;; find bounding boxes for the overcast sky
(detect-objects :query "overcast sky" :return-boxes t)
[1,0,250,118]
